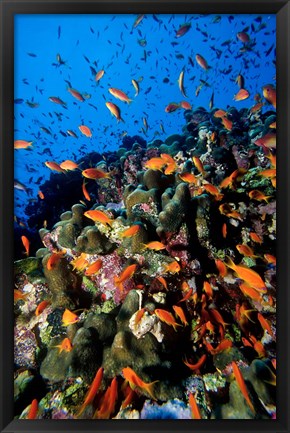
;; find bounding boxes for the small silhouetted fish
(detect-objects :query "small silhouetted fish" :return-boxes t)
[144,87,152,94]
[60,131,67,137]
[58,26,61,39]
[265,44,274,56]
[83,55,90,63]
[14,98,24,104]
[27,52,37,57]
[90,26,95,33]
[163,77,169,83]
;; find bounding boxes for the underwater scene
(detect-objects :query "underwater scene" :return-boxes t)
[14,13,276,420]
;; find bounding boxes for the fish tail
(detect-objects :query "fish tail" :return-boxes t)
[225,256,235,270]
[144,381,159,400]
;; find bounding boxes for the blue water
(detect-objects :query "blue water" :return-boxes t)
[14,13,276,223]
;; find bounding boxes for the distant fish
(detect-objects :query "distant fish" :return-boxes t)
[14,98,24,104]
[27,52,37,57]
[108,88,132,104]
[14,180,31,194]
[178,70,187,98]
[176,22,191,38]
[132,14,145,29]
[79,125,92,137]
[58,25,61,39]
[14,139,33,149]
[48,96,66,105]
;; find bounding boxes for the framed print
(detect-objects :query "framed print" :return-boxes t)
[1,0,289,432]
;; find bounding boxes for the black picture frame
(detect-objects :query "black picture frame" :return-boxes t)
[1,0,289,432]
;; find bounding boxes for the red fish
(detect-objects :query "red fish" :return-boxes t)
[21,235,30,256]
[262,84,276,108]
[35,300,50,316]
[82,168,111,180]
[85,259,103,276]
[108,88,132,104]
[82,180,91,201]
[172,305,188,326]
[176,22,191,38]
[189,393,202,419]
[14,140,33,149]
[183,354,206,371]
[54,337,73,354]
[27,398,38,419]
[165,102,180,113]
[231,361,255,414]
[77,367,104,417]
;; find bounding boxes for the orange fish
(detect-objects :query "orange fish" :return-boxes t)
[156,276,168,290]
[195,53,209,70]
[257,312,274,338]
[95,69,105,82]
[239,282,263,302]
[179,172,197,184]
[234,88,250,101]
[71,253,89,272]
[236,244,258,258]
[219,203,243,221]
[172,305,188,326]
[258,168,276,179]
[183,354,206,371]
[262,84,276,108]
[178,287,193,303]
[205,339,232,355]
[47,252,64,270]
[45,161,65,173]
[203,281,213,299]
[21,235,30,256]
[221,116,233,131]
[54,337,73,354]
[209,308,229,329]
[122,367,158,400]
[14,140,33,149]
[249,335,266,358]
[231,361,255,414]
[189,392,202,419]
[121,225,140,238]
[67,87,85,102]
[108,87,132,104]
[192,156,206,175]
[165,102,181,113]
[248,190,272,203]
[222,223,227,238]
[106,102,124,122]
[134,308,146,326]
[219,168,246,189]
[82,168,111,179]
[38,190,45,200]
[79,125,92,137]
[249,232,263,244]
[164,162,177,175]
[82,180,91,201]
[215,259,227,277]
[144,157,165,171]
[163,260,181,274]
[214,109,227,118]
[85,259,103,276]
[35,300,50,316]
[254,133,276,150]
[77,367,104,417]
[27,398,38,419]
[264,254,276,265]
[62,309,80,326]
[143,241,166,251]
[59,160,79,171]
[114,264,137,289]
[176,22,191,37]
[84,209,114,226]
[155,308,181,331]
[203,183,223,200]
[226,258,267,292]
[250,102,264,113]
[180,101,192,110]
[95,376,118,419]
[14,289,28,302]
